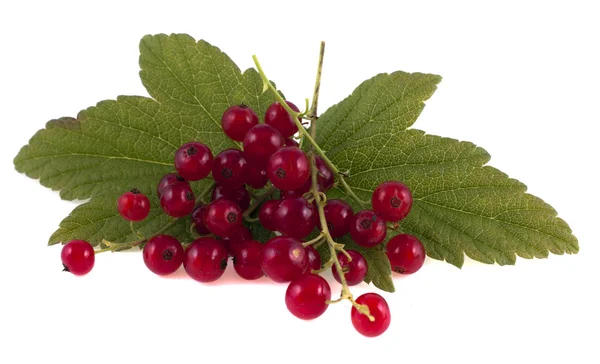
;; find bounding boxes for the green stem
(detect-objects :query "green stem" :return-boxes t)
[243,185,277,222]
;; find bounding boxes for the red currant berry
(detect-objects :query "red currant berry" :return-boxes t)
[221,104,259,142]
[61,240,94,275]
[211,184,250,211]
[305,245,321,272]
[160,182,195,217]
[261,236,308,283]
[351,293,391,337]
[246,162,268,189]
[276,197,317,239]
[212,149,248,190]
[280,178,311,200]
[323,199,354,238]
[285,274,331,320]
[143,235,184,275]
[203,199,243,238]
[267,147,310,191]
[184,238,228,282]
[386,234,426,274]
[265,101,300,138]
[372,181,413,222]
[157,173,185,198]
[233,239,264,280]
[331,250,368,286]
[350,210,386,247]
[285,138,299,147]
[221,227,253,256]
[117,188,151,222]
[174,142,213,181]
[191,204,210,235]
[243,124,285,164]
[315,156,334,191]
[259,200,280,231]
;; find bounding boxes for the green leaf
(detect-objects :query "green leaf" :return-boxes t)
[319,72,579,271]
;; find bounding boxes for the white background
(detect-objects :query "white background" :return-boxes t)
[0,1,598,363]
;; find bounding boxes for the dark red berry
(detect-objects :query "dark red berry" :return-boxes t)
[160,182,195,217]
[267,147,310,191]
[305,245,321,272]
[61,240,94,276]
[212,149,248,190]
[285,274,331,320]
[246,162,269,189]
[265,101,300,138]
[203,199,243,238]
[386,234,426,274]
[143,235,184,276]
[350,210,386,247]
[211,184,250,210]
[259,200,280,231]
[351,293,391,337]
[191,204,210,235]
[243,124,285,164]
[372,181,413,222]
[331,250,367,286]
[280,178,311,200]
[174,142,213,181]
[323,199,354,238]
[221,105,259,141]
[261,236,308,283]
[157,173,185,198]
[285,138,299,147]
[117,188,150,222]
[221,227,253,256]
[276,197,317,239]
[184,238,228,282]
[233,240,264,280]
[315,156,334,191]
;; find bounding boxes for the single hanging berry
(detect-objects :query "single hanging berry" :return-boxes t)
[351,293,391,337]
[191,204,210,235]
[322,199,354,238]
[61,240,95,276]
[221,104,259,142]
[259,200,280,231]
[285,274,331,320]
[117,188,151,222]
[267,146,310,191]
[212,149,248,190]
[331,250,368,286]
[143,235,184,276]
[386,234,426,274]
[246,162,269,189]
[243,124,285,164]
[174,142,213,181]
[157,173,185,198]
[372,181,413,222]
[265,101,301,138]
[233,239,264,280]
[184,238,228,283]
[350,210,386,247]
[160,181,195,217]
[314,156,334,191]
[261,236,308,283]
[203,199,243,238]
[276,197,317,239]
[211,184,251,210]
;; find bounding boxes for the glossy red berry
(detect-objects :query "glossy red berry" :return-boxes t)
[191,204,210,235]
[143,235,184,275]
[246,163,269,189]
[212,149,248,190]
[351,293,391,337]
[221,105,259,141]
[157,173,185,198]
[372,181,413,222]
[184,238,228,282]
[203,199,243,238]
[221,227,253,256]
[276,197,317,239]
[243,124,285,164]
[61,240,95,275]
[280,178,311,200]
[285,274,331,320]
[386,234,426,274]
[265,101,300,138]
[305,245,321,272]
[259,200,280,231]
[117,188,150,222]
[350,210,386,247]
[331,250,368,286]
[323,199,354,238]
[315,156,334,191]
[160,182,195,217]
[267,147,310,191]
[261,236,308,283]
[174,142,213,181]
[211,184,250,210]
[233,239,264,280]
[285,138,299,147]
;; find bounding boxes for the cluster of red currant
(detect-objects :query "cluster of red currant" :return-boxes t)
[59,101,426,337]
